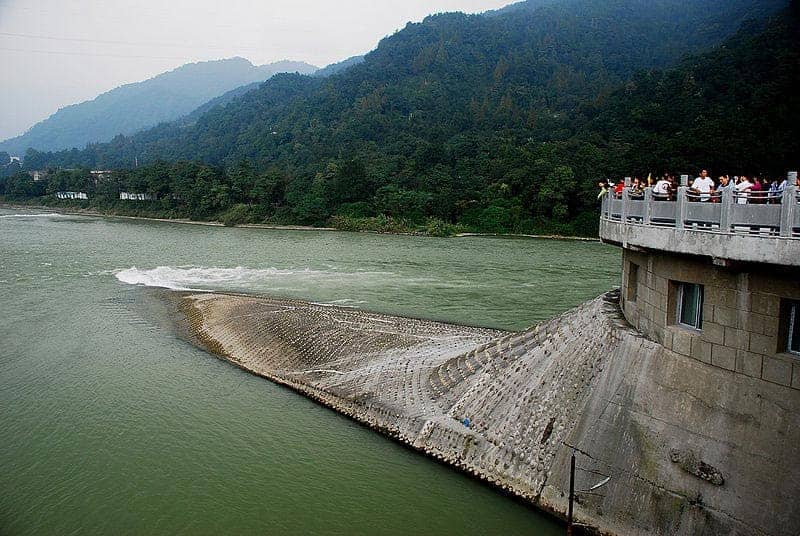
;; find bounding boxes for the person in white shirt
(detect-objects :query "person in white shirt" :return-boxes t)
[735,175,753,204]
[690,169,715,202]
[653,176,671,199]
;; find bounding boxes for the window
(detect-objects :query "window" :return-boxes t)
[677,282,704,330]
[788,301,800,356]
[626,262,639,302]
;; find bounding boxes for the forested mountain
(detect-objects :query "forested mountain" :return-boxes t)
[580,9,800,177]
[0,58,317,155]
[312,55,365,78]
[8,0,795,236]
[180,56,366,126]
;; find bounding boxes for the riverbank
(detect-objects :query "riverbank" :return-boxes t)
[171,288,800,536]
[0,202,334,231]
[0,201,598,241]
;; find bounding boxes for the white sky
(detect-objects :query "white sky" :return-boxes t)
[0,0,512,141]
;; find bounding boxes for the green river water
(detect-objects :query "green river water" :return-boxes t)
[0,206,619,535]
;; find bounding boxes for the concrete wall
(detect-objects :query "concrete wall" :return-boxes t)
[621,248,800,390]
[541,323,800,536]
[599,219,800,268]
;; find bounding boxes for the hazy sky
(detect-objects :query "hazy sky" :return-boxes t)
[0,0,512,141]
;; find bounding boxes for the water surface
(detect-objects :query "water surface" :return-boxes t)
[0,207,619,535]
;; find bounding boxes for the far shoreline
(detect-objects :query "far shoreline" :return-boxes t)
[0,201,600,242]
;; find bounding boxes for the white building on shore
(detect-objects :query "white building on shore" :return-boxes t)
[119,192,155,201]
[55,191,88,200]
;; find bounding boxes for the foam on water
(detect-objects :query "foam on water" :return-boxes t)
[114,265,392,292]
[0,213,67,219]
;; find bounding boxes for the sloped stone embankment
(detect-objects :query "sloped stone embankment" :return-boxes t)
[178,291,800,536]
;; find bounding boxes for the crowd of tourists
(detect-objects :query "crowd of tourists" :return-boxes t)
[597,170,799,203]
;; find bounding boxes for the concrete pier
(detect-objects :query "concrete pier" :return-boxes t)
[177,291,800,536]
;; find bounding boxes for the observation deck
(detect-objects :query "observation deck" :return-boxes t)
[599,180,800,268]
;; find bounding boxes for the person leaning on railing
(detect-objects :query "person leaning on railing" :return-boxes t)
[653,176,671,200]
[778,175,789,194]
[668,175,679,201]
[767,177,781,203]
[613,179,625,198]
[735,175,754,204]
[688,169,715,202]
[750,176,765,204]
[630,177,645,198]
[720,175,733,191]
[597,179,610,200]
[711,175,733,202]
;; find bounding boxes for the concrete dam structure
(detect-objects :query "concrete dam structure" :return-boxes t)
[174,183,799,535]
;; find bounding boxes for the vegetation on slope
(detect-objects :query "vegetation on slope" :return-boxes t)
[5,0,795,236]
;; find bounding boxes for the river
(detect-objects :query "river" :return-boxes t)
[0,207,619,535]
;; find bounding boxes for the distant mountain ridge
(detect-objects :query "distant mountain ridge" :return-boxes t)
[13,0,794,236]
[0,57,318,155]
[180,56,366,126]
[41,0,784,171]
[312,55,365,78]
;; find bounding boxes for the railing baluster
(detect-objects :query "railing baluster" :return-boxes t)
[780,184,796,238]
[720,188,732,233]
[676,186,688,230]
[621,190,629,223]
[603,177,795,241]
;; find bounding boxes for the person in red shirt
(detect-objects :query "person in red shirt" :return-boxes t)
[751,176,764,203]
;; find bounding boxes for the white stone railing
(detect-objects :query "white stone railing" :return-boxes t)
[601,184,799,239]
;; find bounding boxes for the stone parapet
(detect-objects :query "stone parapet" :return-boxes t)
[600,185,800,267]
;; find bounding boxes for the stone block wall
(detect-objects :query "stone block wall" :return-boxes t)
[620,248,800,389]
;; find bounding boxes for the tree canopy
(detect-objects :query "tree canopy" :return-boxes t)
[5,0,796,236]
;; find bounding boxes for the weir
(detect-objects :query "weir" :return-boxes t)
[173,185,800,535]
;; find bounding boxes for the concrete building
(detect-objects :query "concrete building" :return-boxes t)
[600,176,800,389]
[55,191,88,200]
[119,192,155,201]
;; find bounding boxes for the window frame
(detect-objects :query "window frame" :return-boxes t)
[788,301,800,356]
[676,282,704,330]
[626,262,639,303]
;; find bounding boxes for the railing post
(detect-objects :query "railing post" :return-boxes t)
[720,188,732,233]
[621,190,630,223]
[680,175,689,187]
[780,184,796,238]
[644,187,653,225]
[676,186,688,230]
[601,190,609,219]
